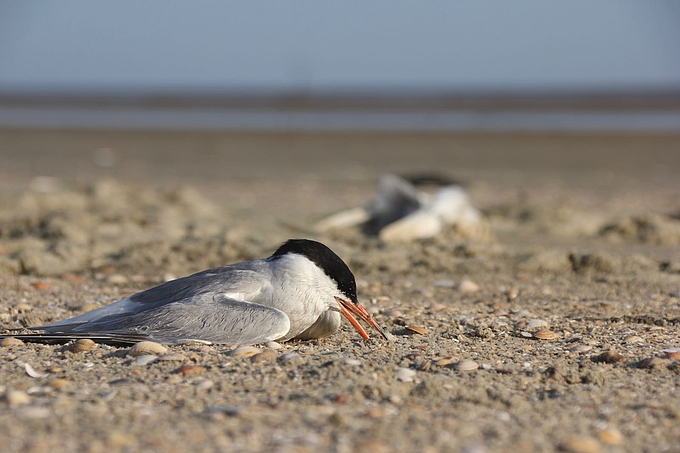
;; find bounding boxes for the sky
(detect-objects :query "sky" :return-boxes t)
[0,1,679,93]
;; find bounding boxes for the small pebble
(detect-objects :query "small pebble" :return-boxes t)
[458,280,480,293]
[230,346,262,358]
[433,279,455,288]
[250,349,277,363]
[2,390,31,406]
[597,427,623,445]
[559,435,601,453]
[395,368,416,382]
[175,365,205,375]
[343,358,362,366]
[48,379,69,390]
[107,274,128,285]
[158,352,186,361]
[16,407,51,420]
[637,357,665,370]
[195,379,214,390]
[265,341,283,350]
[131,355,158,366]
[454,359,479,371]
[569,345,592,353]
[279,352,301,363]
[129,341,167,357]
[32,281,50,291]
[594,349,625,364]
[1,337,24,347]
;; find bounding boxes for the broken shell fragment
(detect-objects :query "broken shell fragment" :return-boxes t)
[129,341,167,357]
[72,339,97,353]
[405,325,427,335]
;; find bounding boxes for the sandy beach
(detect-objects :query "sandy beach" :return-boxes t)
[1,128,679,452]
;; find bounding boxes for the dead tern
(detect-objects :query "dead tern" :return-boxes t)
[3,239,389,346]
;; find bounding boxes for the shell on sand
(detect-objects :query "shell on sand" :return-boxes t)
[129,341,167,357]
[71,339,96,353]
[230,346,262,358]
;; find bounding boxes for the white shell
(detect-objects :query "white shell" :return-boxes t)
[230,346,262,358]
[129,341,167,357]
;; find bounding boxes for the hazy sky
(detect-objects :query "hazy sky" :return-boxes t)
[1,1,679,92]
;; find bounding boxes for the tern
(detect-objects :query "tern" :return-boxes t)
[3,239,389,346]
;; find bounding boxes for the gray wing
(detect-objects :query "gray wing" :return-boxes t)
[34,293,290,345]
[32,263,290,345]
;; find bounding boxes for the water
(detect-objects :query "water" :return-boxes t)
[0,106,679,132]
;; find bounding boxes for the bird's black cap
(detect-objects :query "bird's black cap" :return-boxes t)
[271,239,358,303]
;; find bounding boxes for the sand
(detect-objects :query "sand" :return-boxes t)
[1,129,679,453]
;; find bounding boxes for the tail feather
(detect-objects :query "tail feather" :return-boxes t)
[1,332,150,346]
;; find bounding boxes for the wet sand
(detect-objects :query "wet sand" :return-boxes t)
[1,129,679,452]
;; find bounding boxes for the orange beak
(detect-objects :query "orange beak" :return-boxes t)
[335,297,390,341]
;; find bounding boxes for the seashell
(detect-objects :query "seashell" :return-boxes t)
[157,353,186,361]
[24,363,48,378]
[458,280,480,293]
[569,345,592,353]
[454,359,479,371]
[129,341,167,357]
[405,325,426,335]
[434,357,455,367]
[71,339,96,353]
[265,341,283,350]
[623,335,644,344]
[394,367,416,382]
[533,329,558,340]
[594,349,624,364]
[1,337,24,347]
[666,351,680,360]
[2,390,31,406]
[131,355,158,366]
[527,319,549,329]
[229,346,261,358]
